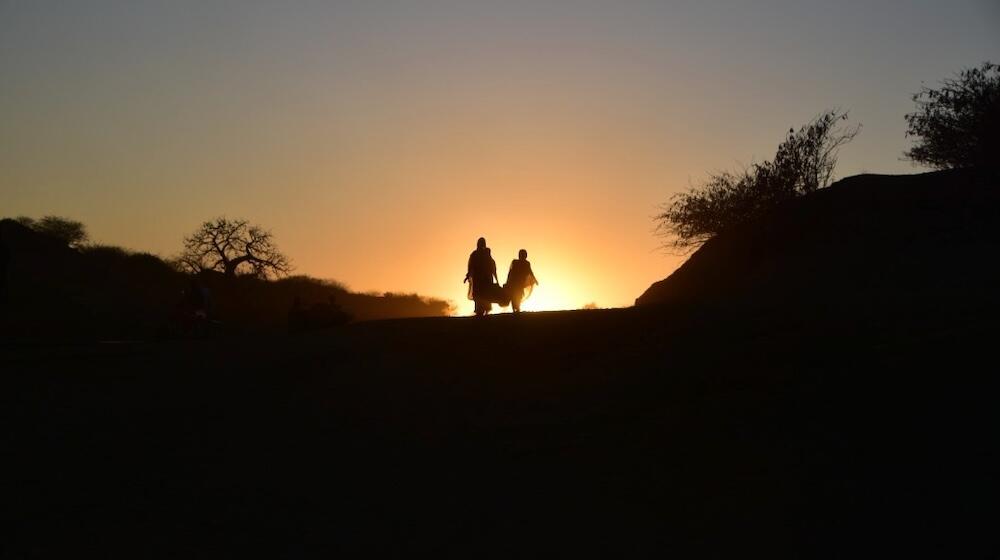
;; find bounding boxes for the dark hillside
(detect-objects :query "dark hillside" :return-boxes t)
[0,220,450,339]
[637,169,1000,309]
[0,220,186,338]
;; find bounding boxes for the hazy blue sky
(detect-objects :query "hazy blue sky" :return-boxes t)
[2,1,998,309]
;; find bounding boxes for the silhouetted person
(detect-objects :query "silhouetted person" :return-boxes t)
[505,249,538,313]
[464,237,498,317]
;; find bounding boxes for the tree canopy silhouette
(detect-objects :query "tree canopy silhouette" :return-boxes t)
[905,61,999,172]
[15,215,89,248]
[176,218,292,279]
[657,110,859,250]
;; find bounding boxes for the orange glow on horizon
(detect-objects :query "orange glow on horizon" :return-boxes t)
[450,281,592,316]
[2,1,989,322]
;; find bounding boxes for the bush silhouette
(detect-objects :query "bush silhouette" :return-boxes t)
[16,215,89,247]
[905,61,999,172]
[657,110,859,250]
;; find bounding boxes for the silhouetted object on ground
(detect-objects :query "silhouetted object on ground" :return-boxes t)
[288,294,352,333]
[187,277,212,316]
[638,169,1000,308]
[176,217,292,279]
[465,237,500,316]
[504,249,539,313]
[905,61,999,172]
[166,277,216,337]
[657,110,860,251]
[15,215,89,248]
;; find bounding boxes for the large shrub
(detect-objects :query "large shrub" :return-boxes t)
[905,61,999,171]
[657,110,859,250]
[15,215,89,247]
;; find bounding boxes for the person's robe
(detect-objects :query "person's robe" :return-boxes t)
[505,259,537,302]
[466,248,497,301]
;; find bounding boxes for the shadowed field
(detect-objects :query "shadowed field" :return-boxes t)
[5,304,995,556]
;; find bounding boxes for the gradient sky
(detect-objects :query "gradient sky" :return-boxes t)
[2,1,998,312]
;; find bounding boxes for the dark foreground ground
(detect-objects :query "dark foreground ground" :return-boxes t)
[4,303,997,557]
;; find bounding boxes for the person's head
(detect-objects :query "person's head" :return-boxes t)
[477,237,486,250]
[518,249,528,260]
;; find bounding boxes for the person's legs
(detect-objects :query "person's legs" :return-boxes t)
[511,293,522,313]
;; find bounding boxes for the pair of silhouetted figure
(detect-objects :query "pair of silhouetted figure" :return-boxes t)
[464,237,538,316]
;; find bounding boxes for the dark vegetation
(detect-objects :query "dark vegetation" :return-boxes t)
[0,218,451,339]
[905,61,999,171]
[14,215,89,247]
[647,63,998,307]
[657,110,859,250]
[658,60,998,255]
[638,169,999,307]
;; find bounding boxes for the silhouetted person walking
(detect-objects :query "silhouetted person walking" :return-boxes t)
[465,237,498,317]
[505,249,538,313]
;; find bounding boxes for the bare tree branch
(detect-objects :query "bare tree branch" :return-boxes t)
[174,217,293,279]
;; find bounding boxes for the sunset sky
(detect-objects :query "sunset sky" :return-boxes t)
[2,1,998,312]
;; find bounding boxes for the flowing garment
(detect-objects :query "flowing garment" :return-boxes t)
[505,259,537,310]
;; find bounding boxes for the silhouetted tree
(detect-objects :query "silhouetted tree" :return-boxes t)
[657,110,859,250]
[905,61,999,171]
[176,218,292,279]
[15,215,89,247]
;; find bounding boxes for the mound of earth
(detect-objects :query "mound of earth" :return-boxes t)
[637,169,1000,309]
